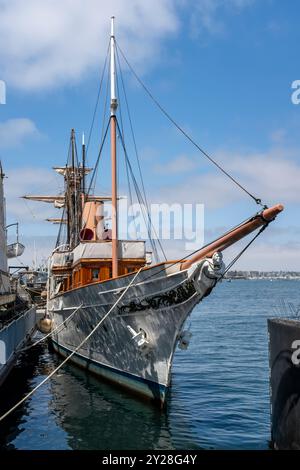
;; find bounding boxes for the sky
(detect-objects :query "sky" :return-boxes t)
[0,0,299,270]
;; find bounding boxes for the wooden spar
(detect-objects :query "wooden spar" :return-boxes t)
[71,129,75,169]
[81,133,86,230]
[70,129,76,246]
[46,218,67,224]
[22,195,114,203]
[111,115,118,277]
[110,16,118,278]
[181,203,284,270]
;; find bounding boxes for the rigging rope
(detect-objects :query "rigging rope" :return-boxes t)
[116,42,266,208]
[217,223,269,281]
[115,64,160,257]
[134,210,269,285]
[115,47,153,230]
[86,41,110,156]
[55,204,67,248]
[90,51,111,196]
[86,119,111,196]
[115,67,138,238]
[0,268,142,423]
[83,118,110,236]
[122,215,270,297]
[116,119,167,261]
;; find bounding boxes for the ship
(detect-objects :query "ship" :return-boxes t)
[24,18,283,405]
[19,265,48,306]
[0,164,36,386]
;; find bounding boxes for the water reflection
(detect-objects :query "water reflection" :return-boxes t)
[0,342,198,450]
[49,362,174,450]
[0,343,47,449]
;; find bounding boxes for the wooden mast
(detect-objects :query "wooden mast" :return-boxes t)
[110,16,118,278]
[81,132,86,232]
[69,128,79,248]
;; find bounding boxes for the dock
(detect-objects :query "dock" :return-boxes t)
[268,318,300,449]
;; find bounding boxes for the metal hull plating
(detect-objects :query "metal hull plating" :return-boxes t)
[0,306,36,386]
[49,260,220,404]
[52,339,168,403]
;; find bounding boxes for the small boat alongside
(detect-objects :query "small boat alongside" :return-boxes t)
[0,165,36,387]
[19,265,48,306]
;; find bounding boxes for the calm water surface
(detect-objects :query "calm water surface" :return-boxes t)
[0,280,298,450]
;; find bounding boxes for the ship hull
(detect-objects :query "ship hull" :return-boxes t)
[52,339,168,403]
[49,260,221,405]
[0,306,36,387]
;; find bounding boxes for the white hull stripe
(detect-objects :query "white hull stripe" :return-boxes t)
[51,339,167,403]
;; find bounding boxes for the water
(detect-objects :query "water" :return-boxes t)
[0,280,298,450]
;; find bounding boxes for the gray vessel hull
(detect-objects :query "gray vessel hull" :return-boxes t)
[0,306,36,386]
[49,260,221,403]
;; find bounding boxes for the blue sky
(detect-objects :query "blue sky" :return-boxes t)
[0,0,299,270]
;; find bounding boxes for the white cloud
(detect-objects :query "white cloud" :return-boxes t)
[4,166,62,223]
[190,0,254,37]
[154,155,198,174]
[3,158,297,270]
[156,236,300,271]
[270,128,286,144]
[224,240,300,271]
[156,171,239,208]
[154,147,300,208]
[10,235,56,267]
[230,151,300,205]
[0,0,256,90]
[0,118,39,148]
[4,167,66,267]
[0,0,178,90]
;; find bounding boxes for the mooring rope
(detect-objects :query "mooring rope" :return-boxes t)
[19,303,83,352]
[0,268,142,422]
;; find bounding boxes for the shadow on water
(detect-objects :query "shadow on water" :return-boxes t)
[49,362,174,450]
[0,341,200,450]
[0,342,48,449]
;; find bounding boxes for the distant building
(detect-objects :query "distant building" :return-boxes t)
[226,271,300,280]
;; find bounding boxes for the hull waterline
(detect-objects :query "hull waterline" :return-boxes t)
[0,306,36,387]
[52,339,168,404]
[49,259,222,405]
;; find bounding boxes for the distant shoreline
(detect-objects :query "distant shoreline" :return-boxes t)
[226,271,300,280]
